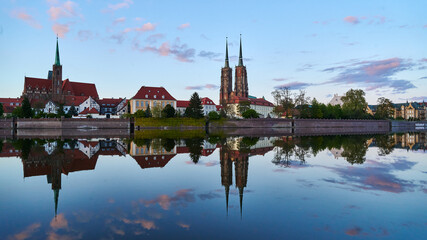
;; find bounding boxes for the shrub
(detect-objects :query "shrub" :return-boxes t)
[208,111,221,120]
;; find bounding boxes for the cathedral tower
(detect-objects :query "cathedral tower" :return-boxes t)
[220,37,233,105]
[234,35,248,98]
[52,37,63,102]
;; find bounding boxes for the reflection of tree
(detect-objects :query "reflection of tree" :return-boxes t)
[12,139,34,160]
[238,137,259,153]
[272,137,296,167]
[375,134,395,156]
[185,138,203,164]
[341,136,369,165]
[162,138,176,152]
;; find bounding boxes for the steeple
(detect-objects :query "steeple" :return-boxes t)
[55,37,61,66]
[238,34,243,67]
[225,37,229,68]
[54,189,59,217]
[239,187,244,219]
[225,185,230,216]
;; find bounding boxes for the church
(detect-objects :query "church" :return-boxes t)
[220,36,274,118]
[22,38,99,105]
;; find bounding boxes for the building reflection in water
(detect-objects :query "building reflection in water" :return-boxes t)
[0,132,425,218]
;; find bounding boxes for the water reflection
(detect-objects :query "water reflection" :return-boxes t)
[0,132,426,239]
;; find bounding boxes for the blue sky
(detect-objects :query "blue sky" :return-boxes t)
[1,0,426,104]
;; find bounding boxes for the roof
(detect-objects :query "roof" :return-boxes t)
[216,105,223,111]
[0,98,22,113]
[64,95,88,106]
[131,154,176,169]
[176,100,190,108]
[24,77,52,92]
[201,97,216,105]
[80,108,99,114]
[228,96,274,107]
[132,86,176,101]
[97,98,124,107]
[62,79,99,99]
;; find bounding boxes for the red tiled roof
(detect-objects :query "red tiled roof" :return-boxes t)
[97,98,124,107]
[176,100,190,108]
[0,98,22,113]
[216,105,223,111]
[132,154,176,169]
[228,96,274,107]
[63,79,99,99]
[24,77,52,92]
[201,97,216,105]
[80,108,99,114]
[132,86,176,101]
[64,95,88,106]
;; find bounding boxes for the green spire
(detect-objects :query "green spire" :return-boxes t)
[54,189,59,217]
[238,34,243,67]
[55,37,61,66]
[225,37,229,68]
[239,187,244,219]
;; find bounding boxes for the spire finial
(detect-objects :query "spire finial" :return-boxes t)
[224,37,229,68]
[238,34,243,67]
[55,37,61,66]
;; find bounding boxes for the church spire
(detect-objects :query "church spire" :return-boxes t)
[238,34,243,67]
[225,37,229,68]
[225,185,230,216]
[54,189,59,217]
[55,37,61,66]
[239,187,244,219]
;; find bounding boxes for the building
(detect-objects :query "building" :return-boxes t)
[176,100,190,115]
[201,97,217,115]
[130,86,176,114]
[97,98,127,117]
[22,38,99,106]
[329,94,344,106]
[219,36,274,118]
[366,101,426,120]
[0,98,22,116]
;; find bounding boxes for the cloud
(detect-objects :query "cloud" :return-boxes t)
[52,23,70,38]
[297,64,314,71]
[135,22,156,32]
[11,9,42,29]
[272,78,290,82]
[48,1,78,21]
[113,17,126,25]
[110,33,125,44]
[229,55,252,62]
[50,214,68,230]
[346,226,363,236]
[106,0,133,11]
[185,84,219,90]
[134,38,195,62]
[198,192,221,200]
[198,51,221,60]
[344,16,359,24]
[200,34,209,40]
[145,33,164,44]
[178,23,190,30]
[325,94,333,98]
[275,81,312,90]
[322,58,416,94]
[139,189,195,210]
[78,30,92,41]
[134,219,157,230]
[9,223,41,240]
[177,222,190,230]
[405,96,427,101]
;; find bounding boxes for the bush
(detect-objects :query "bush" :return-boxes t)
[208,111,221,120]
[162,104,176,118]
[134,110,146,118]
[242,109,259,119]
[86,114,93,118]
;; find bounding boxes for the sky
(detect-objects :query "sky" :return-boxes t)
[0,0,426,105]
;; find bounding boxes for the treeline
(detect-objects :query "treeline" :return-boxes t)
[272,88,396,120]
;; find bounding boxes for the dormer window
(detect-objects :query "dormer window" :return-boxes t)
[162,95,165,99]
[154,95,156,98]
[145,94,148,98]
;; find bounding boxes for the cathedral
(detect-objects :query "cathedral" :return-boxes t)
[22,38,99,105]
[220,35,249,105]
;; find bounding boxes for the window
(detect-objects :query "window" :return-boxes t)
[162,95,165,99]
[146,101,149,107]
[154,95,156,99]
[145,94,148,98]
[136,101,139,107]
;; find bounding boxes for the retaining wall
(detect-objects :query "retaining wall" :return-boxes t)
[294,119,390,129]
[16,118,130,129]
[209,119,293,129]
[0,119,13,129]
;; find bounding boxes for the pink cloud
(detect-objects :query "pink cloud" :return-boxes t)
[11,9,42,29]
[52,23,70,38]
[10,223,41,240]
[346,227,363,236]
[50,214,68,229]
[135,22,156,32]
[48,1,78,21]
[178,23,190,30]
[107,0,133,11]
[364,58,400,75]
[424,24,427,28]
[344,16,359,24]
[113,17,126,25]
[177,222,190,230]
[158,42,170,56]
[134,219,157,230]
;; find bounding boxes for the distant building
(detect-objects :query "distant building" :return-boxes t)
[0,98,22,116]
[227,96,275,118]
[176,100,190,115]
[201,97,217,115]
[130,86,176,114]
[366,101,426,120]
[328,94,344,106]
[97,98,127,117]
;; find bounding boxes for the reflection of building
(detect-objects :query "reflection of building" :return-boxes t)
[129,141,177,169]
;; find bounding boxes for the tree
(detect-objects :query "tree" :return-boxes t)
[238,100,251,115]
[185,92,203,118]
[208,111,221,120]
[242,109,259,119]
[57,104,66,117]
[375,97,394,119]
[151,105,162,118]
[185,138,203,163]
[162,104,175,118]
[145,105,152,117]
[134,109,146,118]
[21,97,33,118]
[68,105,78,117]
[310,98,323,118]
[0,103,3,117]
[271,87,294,118]
[341,89,367,119]
[32,101,45,115]
[12,106,24,118]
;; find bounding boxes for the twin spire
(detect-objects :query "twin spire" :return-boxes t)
[224,35,244,68]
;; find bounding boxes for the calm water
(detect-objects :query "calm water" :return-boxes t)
[0,133,426,239]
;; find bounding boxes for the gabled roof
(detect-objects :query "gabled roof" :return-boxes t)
[24,77,52,91]
[132,86,176,101]
[97,98,124,107]
[228,96,274,107]
[176,100,190,108]
[62,79,99,99]
[216,105,223,111]
[64,96,88,106]
[0,98,23,113]
[201,97,216,105]
[80,108,99,114]
[131,154,176,169]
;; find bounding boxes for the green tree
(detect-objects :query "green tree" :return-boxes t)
[21,97,33,118]
[375,97,394,119]
[145,105,152,117]
[208,111,221,120]
[185,138,203,163]
[271,87,294,118]
[242,109,259,119]
[0,103,3,117]
[68,105,78,117]
[185,92,203,118]
[162,104,176,118]
[151,105,162,118]
[310,98,323,118]
[57,104,66,117]
[12,106,24,118]
[238,100,251,115]
[341,89,367,119]
[134,109,146,118]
